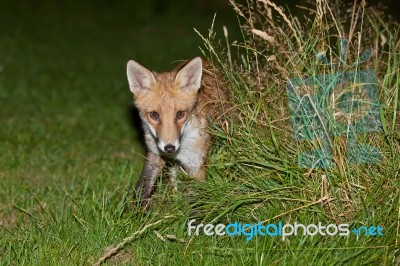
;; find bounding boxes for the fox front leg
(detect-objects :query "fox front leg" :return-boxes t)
[179,155,207,219]
[179,153,207,182]
[177,133,210,182]
[134,152,166,203]
[186,166,206,181]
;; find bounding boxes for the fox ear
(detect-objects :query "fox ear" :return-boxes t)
[127,60,156,95]
[175,57,202,93]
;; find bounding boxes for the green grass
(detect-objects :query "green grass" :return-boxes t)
[194,0,400,264]
[1,0,399,265]
[0,1,240,264]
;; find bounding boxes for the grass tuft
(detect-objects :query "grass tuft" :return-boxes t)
[191,0,400,264]
[1,1,399,265]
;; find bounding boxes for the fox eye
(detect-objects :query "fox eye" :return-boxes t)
[149,111,160,121]
[176,111,185,120]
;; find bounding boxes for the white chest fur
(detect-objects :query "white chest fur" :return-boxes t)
[175,119,205,171]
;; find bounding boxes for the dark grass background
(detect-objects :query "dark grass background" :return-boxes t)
[0,1,244,264]
[0,0,240,184]
[0,0,399,264]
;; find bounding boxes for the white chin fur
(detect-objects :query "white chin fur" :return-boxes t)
[157,139,181,153]
[174,139,181,151]
[158,139,165,151]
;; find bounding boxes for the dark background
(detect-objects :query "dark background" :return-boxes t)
[1,0,398,71]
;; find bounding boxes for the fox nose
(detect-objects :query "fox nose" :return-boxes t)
[164,144,176,153]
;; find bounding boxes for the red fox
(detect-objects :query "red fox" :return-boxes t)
[126,57,225,203]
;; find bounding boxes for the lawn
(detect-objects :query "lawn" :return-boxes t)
[0,1,238,264]
[1,0,399,265]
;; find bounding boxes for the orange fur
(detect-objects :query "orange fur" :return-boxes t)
[126,57,225,203]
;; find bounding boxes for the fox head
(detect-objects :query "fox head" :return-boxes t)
[127,57,203,154]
